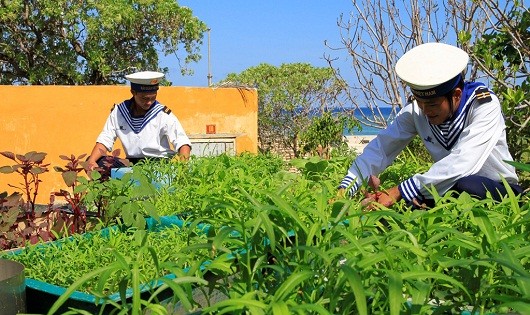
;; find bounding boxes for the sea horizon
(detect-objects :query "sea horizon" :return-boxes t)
[342,106,394,136]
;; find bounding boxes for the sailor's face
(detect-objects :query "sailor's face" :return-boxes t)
[415,96,452,125]
[133,91,157,111]
[415,87,462,125]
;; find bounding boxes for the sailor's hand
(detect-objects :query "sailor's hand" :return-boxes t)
[86,160,98,172]
[361,186,401,211]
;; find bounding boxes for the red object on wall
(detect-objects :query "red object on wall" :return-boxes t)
[206,124,216,134]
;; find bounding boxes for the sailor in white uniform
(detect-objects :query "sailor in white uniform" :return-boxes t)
[87,71,191,178]
[338,43,522,208]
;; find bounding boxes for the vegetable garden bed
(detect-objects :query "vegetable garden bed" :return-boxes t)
[3,216,211,314]
[1,153,528,314]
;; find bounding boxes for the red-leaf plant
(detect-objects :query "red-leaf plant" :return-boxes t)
[0,191,24,249]
[0,151,49,219]
[51,153,91,234]
[0,191,54,250]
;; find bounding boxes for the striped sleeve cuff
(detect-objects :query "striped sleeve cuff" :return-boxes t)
[339,172,360,197]
[398,177,423,204]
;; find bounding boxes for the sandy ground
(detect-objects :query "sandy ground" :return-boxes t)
[345,135,376,153]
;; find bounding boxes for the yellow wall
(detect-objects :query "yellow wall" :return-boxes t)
[0,85,258,204]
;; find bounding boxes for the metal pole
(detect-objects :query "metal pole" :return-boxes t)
[207,29,212,86]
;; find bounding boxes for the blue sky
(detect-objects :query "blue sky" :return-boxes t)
[162,1,354,87]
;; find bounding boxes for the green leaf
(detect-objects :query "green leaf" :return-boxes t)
[499,301,530,314]
[143,200,159,220]
[271,301,290,315]
[258,210,276,250]
[341,265,367,315]
[201,293,267,313]
[470,208,497,245]
[305,160,329,173]
[273,270,313,302]
[291,303,332,314]
[401,270,471,300]
[47,264,118,314]
[504,160,530,172]
[263,189,307,234]
[387,271,403,315]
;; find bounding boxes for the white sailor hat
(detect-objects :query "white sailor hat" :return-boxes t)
[125,71,164,92]
[395,43,469,99]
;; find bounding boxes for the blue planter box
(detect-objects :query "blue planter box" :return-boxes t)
[6,216,197,314]
[24,270,178,314]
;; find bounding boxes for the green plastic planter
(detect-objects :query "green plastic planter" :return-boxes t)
[24,271,178,314]
[7,216,189,314]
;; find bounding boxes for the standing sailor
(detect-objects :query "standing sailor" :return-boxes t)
[87,71,191,178]
[338,42,522,208]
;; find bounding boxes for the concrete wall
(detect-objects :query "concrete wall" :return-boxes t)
[0,85,258,204]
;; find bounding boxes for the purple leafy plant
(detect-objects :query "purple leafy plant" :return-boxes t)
[0,151,49,219]
[51,153,91,234]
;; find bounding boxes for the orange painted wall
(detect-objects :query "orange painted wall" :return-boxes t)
[0,85,258,204]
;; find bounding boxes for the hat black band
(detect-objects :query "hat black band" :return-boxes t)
[131,82,159,92]
[411,74,462,99]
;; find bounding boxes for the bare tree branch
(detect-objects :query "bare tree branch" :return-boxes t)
[325,0,457,130]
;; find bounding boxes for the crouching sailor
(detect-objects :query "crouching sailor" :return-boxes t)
[338,42,523,209]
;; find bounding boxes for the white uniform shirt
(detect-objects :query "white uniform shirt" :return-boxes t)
[340,82,518,203]
[96,99,191,159]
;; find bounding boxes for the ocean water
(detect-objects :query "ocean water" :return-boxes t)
[344,106,395,136]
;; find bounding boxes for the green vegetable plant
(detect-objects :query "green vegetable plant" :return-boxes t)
[3,153,528,314]
[161,154,530,314]
[4,217,210,314]
[153,153,286,218]
[79,168,159,229]
[48,249,208,315]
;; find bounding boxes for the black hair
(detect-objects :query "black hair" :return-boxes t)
[444,76,465,120]
[443,77,465,99]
